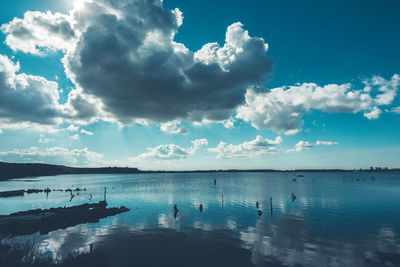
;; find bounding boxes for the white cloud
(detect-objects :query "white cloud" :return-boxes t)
[1,11,76,54]
[192,118,236,129]
[60,1,273,124]
[286,141,313,152]
[315,140,338,146]
[208,135,282,159]
[369,75,399,105]
[0,146,103,166]
[0,122,60,133]
[80,129,94,135]
[63,88,108,125]
[391,106,400,114]
[69,134,80,140]
[221,118,236,129]
[160,120,188,135]
[38,134,51,144]
[133,138,208,161]
[67,124,79,132]
[364,106,382,119]
[284,129,299,136]
[192,138,208,150]
[0,54,67,127]
[135,144,191,160]
[0,0,398,134]
[1,1,273,127]
[287,140,338,152]
[236,74,400,133]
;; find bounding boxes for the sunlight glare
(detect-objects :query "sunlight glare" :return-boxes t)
[74,0,85,11]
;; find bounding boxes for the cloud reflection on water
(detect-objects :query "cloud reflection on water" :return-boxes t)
[2,171,400,266]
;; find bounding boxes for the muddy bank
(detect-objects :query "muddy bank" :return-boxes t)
[0,201,129,237]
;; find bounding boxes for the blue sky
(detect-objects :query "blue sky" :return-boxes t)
[0,0,399,170]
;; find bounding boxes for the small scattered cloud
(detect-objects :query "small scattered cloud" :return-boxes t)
[67,124,79,132]
[286,141,313,152]
[315,140,338,146]
[69,134,80,140]
[287,140,338,152]
[80,129,94,135]
[0,146,103,166]
[221,118,236,129]
[364,106,382,120]
[192,139,208,149]
[0,122,60,133]
[192,118,236,129]
[160,120,188,135]
[390,106,400,114]
[38,134,51,144]
[284,129,299,136]
[133,139,208,161]
[135,144,191,160]
[208,135,282,159]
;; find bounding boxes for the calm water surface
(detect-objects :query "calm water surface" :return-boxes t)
[1,172,400,266]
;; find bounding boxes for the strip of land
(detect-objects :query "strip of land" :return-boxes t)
[0,161,398,181]
[0,161,141,181]
[0,201,129,237]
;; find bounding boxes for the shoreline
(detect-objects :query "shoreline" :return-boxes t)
[1,161,398,181]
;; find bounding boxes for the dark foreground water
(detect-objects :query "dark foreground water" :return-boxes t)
[1,171,400,266]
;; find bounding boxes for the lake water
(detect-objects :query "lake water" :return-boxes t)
[1,171,400,266]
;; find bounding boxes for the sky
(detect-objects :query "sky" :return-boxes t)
[0,0,399,170]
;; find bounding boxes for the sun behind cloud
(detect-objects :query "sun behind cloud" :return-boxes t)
[74,0,86,11]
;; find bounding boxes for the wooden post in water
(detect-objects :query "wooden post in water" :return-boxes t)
[270,197,273,218]
[104,187,107,203]
[221,194,224,208]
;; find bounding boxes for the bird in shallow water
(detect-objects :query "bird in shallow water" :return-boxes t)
[291,192,296,202]
[173,204,179,218]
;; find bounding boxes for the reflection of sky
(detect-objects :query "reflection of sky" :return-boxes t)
[1,171,400,266]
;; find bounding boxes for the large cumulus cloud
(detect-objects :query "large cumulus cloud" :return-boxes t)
[0,0,272,129]
[0,54,66,126]
[1,0,399,135]
[63,0,273,123]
